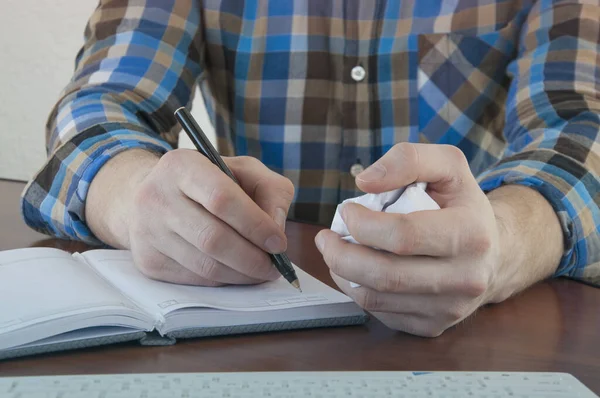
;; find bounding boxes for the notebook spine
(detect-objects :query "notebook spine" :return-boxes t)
[165,314,369,340]
[139,331,176,346]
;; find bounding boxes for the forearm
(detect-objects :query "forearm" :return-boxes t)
[86,149,160,249]
[486,185,564,303]
[22,1,203,243]
[476,1,600,288]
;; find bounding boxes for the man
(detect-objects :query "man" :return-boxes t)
[22,0,599,337]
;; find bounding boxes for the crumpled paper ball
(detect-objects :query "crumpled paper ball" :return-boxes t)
[330,183,440,287]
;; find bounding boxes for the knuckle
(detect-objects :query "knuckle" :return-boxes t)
[391,142,419,168]
[275,177,295,202]
[194,255,220,280]
[461,270,489,297]
[282,177,295,195]
[467,231,493,255]
[444,145,468,166]
[159,149,184,171]
[355,290,382,312]
[372,265,401,293]
[133,179,165,210]
[391,215,418,255]
[194,223,223,254]
[204,185,234,216]
[373,273,393,293]
[392,142,415,159]
[243,155,262,165]
[443,146,470,187]
[236,155,263,169]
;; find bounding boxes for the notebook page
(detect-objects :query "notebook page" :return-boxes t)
[0,248,143,334]
[81,250,351,316]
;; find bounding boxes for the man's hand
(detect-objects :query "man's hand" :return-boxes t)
[315,143,564,337]
[86,149,294,286]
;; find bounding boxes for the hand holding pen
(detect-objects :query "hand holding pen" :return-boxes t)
[114,110,298,289]
[174,107,301,291]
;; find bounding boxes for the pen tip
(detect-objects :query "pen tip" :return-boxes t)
[291,279,302,293]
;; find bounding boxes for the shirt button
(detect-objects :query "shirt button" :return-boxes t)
[351,66,366,82]
[350,163,365,177]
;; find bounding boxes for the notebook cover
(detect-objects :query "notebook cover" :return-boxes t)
[0,331,146,361]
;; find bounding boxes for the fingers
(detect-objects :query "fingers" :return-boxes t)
[316,229,489,297]
[331,272,439,316]
[163,194,281,281]
[368,312,450,338]
[161,150,287,254]
[332,272,479,320]
[330,262,481,338]
[355,143,478,204]
[342,203,492,257]
[153,231,267,285]
[132,242,225,287]
[225,156,295,231]
[130,150,288,286]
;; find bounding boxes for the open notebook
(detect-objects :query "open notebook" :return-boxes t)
[0,248,367,360]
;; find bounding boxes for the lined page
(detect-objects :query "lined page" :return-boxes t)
[81,250,351,316]
[0,248,141,334]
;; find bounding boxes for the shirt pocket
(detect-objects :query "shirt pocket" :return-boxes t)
[416,28,516,153]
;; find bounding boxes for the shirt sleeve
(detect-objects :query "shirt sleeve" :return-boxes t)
[477,1,600,286]
[21,0,204,244]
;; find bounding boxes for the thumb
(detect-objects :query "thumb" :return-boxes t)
[225,156,295,231]
[355,143,478,201]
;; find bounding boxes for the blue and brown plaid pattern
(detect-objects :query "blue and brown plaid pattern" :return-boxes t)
[21,0,600,285]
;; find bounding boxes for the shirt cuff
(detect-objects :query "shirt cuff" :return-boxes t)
[477,151,594,280]
[21,123,173,245]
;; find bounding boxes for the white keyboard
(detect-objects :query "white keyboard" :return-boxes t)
[0,371,597,398]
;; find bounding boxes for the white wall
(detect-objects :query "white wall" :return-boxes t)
[0,0,212,182]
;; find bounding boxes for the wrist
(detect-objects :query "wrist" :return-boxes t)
[486,188,522,302]
[485,184,564,303]
[86,149,160,248]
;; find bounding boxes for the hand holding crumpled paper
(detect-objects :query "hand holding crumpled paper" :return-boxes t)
[317,143,563,338]
[330,182,440,287]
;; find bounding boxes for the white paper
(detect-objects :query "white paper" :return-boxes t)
[0,248,137,335]
[330,183,441,287]
[81,250,352,317]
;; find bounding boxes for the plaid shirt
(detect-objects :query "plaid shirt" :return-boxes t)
[21,0,600,286]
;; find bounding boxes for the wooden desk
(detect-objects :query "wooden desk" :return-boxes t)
[1,179,599,394]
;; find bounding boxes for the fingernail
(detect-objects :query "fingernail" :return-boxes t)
[265,235,286,254]
[315,232,325,252]
[357,163,386,182]
[274,207,287,231]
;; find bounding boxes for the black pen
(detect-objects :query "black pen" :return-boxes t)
[174,107,302,292]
